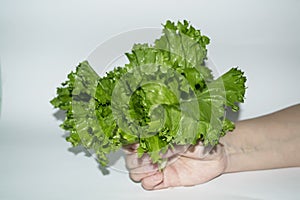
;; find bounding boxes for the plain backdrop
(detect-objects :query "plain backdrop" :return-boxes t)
[0,0,299,200]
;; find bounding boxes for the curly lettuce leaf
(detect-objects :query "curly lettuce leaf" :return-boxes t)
[51,20,247,167]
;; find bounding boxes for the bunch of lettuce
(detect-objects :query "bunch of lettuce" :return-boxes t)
[51,20,246,166]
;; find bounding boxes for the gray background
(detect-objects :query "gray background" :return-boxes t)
[0,0,299,199]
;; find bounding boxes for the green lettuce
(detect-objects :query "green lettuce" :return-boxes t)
[50,20,246,166]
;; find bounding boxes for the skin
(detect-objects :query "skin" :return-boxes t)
[124,104,300,190]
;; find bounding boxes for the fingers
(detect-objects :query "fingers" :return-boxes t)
[125,147,159,182]
[141,163,182,190]
[126,142,226,190]
[141,171,163,190]
[129,168,158,182]
[124,143,215,190]
[125,151,153,169]
[127,154,161,182]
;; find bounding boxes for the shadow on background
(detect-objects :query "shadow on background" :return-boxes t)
[226,106,240,122]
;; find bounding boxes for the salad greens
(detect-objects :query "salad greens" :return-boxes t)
[51,20,246,166]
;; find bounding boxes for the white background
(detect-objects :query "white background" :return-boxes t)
[0,0,299,199]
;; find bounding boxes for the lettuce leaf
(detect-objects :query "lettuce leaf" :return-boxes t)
[50,20,246,166]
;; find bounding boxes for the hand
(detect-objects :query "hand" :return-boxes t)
[124,142,228,190]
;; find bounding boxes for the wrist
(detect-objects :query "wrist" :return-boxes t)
[220,136,234,173]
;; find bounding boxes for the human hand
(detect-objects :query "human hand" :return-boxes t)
[123,142,228,190]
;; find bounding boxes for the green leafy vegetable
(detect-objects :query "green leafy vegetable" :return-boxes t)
[50,20,246,167]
